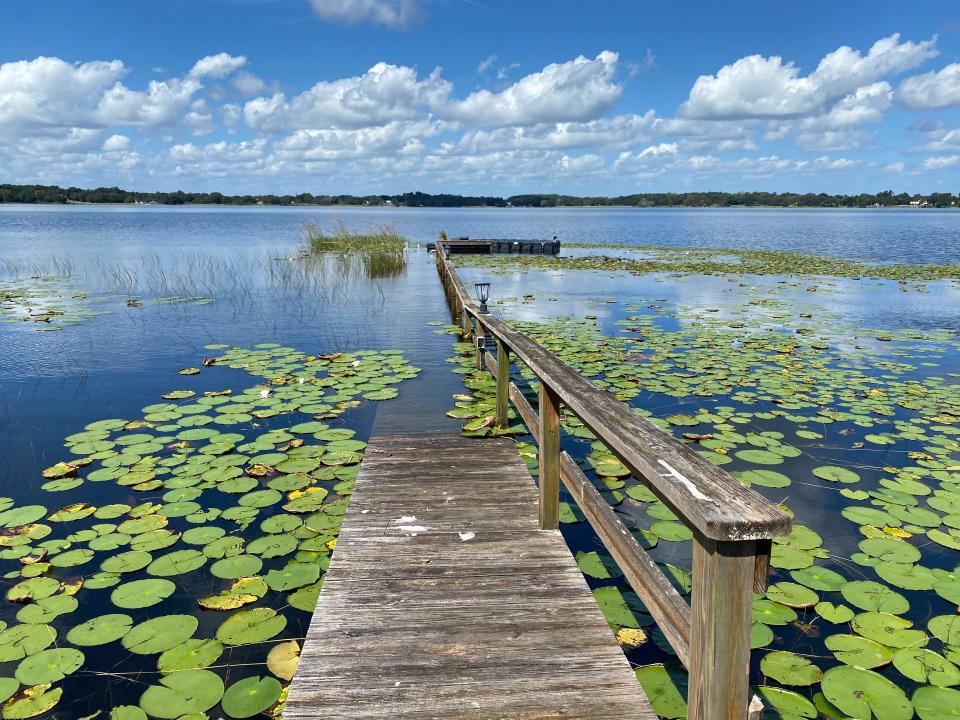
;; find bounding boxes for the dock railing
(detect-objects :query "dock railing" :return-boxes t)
[435,243,792,720]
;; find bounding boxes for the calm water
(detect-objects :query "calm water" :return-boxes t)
[1,204,959,717]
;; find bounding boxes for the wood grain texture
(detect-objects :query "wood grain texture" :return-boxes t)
[284,433,655,720]
[538,385,561,530]
[687,538,756,720]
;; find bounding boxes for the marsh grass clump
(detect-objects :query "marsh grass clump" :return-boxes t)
[299,221,407,279]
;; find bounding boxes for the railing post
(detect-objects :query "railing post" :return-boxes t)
[495,340,509,428]
[538,383,560,529]
[474,317,485,370]
[688,537,756,720]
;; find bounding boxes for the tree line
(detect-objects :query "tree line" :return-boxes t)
[0,184,956,208]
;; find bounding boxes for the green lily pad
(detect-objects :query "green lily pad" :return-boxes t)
[892,647,960,686]
[851,611,928,648]
[139,669,224,718]
[825,634,893,668]
[210,554,263,579]
[215,608,287,646]
[122,614,198,654]
[111,579,177,609]
[841,580,909,614]
[221,675,283,718]
[813,466,861,483]
[913,686,960,720]
[147,549,207,576]
[14,647,84,684]
[760,650,822,686]
[66,614,133,646]
[634,664,686,719]
[821,665,913,720]
[157,638,224,673]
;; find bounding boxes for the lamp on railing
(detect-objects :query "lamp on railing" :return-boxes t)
[474,282,491,313]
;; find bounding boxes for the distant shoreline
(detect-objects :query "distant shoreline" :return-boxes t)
[0,201,956,211]
[1,184,957,210]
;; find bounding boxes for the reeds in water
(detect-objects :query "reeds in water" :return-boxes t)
[299,221,408,279]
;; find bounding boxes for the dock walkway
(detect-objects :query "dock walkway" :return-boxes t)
[283,432,655,719]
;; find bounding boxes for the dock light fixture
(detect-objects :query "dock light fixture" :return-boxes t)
[474,282,491,313]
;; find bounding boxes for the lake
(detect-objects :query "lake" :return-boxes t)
[1,204,958,719]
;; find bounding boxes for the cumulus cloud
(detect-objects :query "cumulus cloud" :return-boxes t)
[439,52,622,127]
[0,57,125,131]
[244,62,451,132]
[189,53,247,79]
[920,154,960,170]
[272,120,439,162]
[308,0,423,30]
[102,134,131,151]
[233,71,266,95]
[681,34,937,119]
[897,63,960,110]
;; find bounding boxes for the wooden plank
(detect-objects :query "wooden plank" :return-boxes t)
[688,538,756,720]
[284,433,655,720]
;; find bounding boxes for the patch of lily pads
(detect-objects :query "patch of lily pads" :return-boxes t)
[0,343,419,718]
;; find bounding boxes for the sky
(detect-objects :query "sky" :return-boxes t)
[2,0,960,196]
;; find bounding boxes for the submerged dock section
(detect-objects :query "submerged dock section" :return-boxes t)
[283,433,654,719]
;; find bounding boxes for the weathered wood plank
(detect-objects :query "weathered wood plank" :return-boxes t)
[284,433,655,720]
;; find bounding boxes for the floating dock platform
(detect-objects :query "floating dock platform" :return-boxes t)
[427,237,561,254]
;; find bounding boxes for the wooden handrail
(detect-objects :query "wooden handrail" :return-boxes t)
[435,242,790,720]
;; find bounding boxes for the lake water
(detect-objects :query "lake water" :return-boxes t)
[1,204,959,718]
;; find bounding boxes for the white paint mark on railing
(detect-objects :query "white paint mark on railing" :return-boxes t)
[657,459,709,501]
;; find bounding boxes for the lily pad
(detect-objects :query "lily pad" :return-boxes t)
[221,676,283,718]
[821,665,913,720]
[111,579,177,609]
[139,669,224,718]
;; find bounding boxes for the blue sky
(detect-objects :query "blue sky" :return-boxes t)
[3,0,959,195]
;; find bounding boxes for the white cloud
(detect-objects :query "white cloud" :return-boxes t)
[189,53,247,79]
[308,0,423,30]
[244,62,451,132]
[477,54,497,75]
[0,57,125,131]
[556,153,604,173]
[439,51,622,127]
[897,63,960,110]
[96,76,202,127]
[681,34,937,119]
[454,112,658,154]
[233,71,266,95]
[102,134,131,151]
[920,155,960,170]
[272,120,438,161]
[183,99,215,136]
[626,49,656,77]
[885,161,906,172]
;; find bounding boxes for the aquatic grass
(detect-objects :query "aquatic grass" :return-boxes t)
[299,221,407,279]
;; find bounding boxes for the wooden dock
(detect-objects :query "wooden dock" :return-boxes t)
[426,237,562,254]
[283,432,655,720]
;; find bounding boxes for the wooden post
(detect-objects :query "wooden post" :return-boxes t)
[495,340,510,428]
[538,383,561,529]
[688,537,756,720]
[474,318,485,370]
